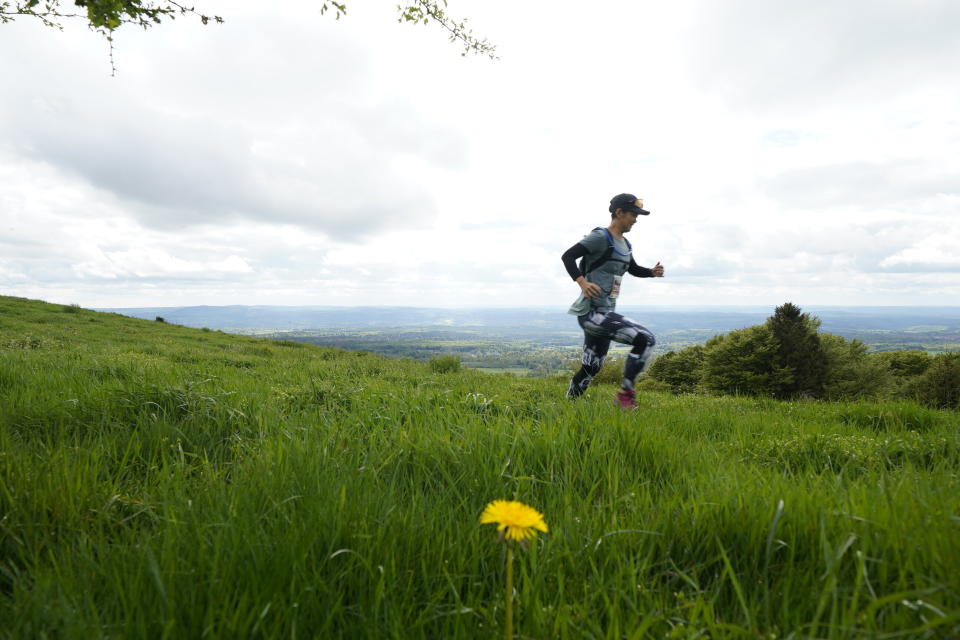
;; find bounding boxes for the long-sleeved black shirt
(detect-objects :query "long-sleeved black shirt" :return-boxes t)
[561,241,654,281]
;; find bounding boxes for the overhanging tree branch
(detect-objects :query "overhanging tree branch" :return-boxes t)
[0,1,223,30]
[1,1,225,74]
[397,1,498,59]
[1,1,497,74]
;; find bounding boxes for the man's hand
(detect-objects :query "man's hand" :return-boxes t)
[577,277,602,298]
[652,262,665,277]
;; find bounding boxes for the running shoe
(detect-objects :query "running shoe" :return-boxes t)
[615,388,637,410]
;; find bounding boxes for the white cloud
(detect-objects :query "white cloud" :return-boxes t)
[687,0,960,114]
[0,5,459,241]
[1,0,959,308]
[73,248,254,279]
[880,222,960,271]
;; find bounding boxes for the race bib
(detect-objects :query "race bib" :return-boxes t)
[610,275,622,299]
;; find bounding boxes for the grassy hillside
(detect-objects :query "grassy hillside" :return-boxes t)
[1,296,958,639]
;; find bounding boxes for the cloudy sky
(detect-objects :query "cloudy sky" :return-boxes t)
[2,0,959,309]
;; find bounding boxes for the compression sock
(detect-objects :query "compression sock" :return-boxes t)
[567,369,593,398]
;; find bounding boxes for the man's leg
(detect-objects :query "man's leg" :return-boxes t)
[579,312,655,408]
[567,332,611,398]
[622,347,652,390]
[605,313,655,390]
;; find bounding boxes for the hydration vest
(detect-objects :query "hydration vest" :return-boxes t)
[579,227,632,275]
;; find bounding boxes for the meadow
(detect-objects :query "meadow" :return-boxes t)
[1,296,959,638]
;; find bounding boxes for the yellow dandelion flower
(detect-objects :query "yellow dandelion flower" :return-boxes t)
[480,500,548,542]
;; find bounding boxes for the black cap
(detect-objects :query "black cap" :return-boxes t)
[609,193,650,216]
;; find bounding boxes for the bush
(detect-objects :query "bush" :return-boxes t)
[428,355,461,374]
[914,352,960,409]
[567,355,625,386]
[594,355,627,385]
[766,302,827,397]
[871,350,932,399]
[699,303,835,398]
[701,325,791,396]
[820,334,894,400]
[647,345,704,393]
[876,350,933,378]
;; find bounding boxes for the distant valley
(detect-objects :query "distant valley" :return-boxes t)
[98,304,960,376]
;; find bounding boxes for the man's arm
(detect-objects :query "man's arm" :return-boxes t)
[629,258,665,277]
[562,243,602,298]
[561,243,588,280]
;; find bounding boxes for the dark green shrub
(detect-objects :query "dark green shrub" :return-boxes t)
[699,303,837,398]
[567,355,625,386]
[915,353,960,409]
[875,350,933,378]
[429,354,461,374]
[870,350,930,399]
[594,355,627,385]
[701,325,791,396]
[820,334,893,400]
[647,345,704,393]
[765,302,828,398]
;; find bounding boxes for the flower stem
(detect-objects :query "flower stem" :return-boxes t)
[505,544,514,640]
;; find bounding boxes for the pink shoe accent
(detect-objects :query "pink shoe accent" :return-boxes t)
[615,388,637,410]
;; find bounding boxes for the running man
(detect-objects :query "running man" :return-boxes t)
[561,193,665,409]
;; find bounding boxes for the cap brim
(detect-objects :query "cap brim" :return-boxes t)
[627,207,650,216]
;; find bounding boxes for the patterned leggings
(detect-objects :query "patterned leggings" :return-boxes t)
[567,311,656,398]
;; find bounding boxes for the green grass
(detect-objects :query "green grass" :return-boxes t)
[466,366,538,377]
[1,295,959,639]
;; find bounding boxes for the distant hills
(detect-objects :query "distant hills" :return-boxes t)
[97,304,960,353]
[97,304,960,333]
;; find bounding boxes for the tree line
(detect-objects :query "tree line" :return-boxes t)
[642,302,960,410]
